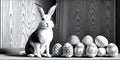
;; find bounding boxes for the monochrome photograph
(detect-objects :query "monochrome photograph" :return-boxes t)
[0,0,120,60]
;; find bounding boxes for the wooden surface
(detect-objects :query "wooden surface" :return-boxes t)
[0,54,120,60]
[0,48,119,60]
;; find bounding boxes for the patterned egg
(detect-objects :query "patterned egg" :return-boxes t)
[62,43,73,57]
[75,42,85,57]
[68,35,80,45]
[97,48,106,56]
[95,35,108,48]
[52,43,62,56]
[86,43,98,57]
[106,43,119,57]
[82,35,93,46]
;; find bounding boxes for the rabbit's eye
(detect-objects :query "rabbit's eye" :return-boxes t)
[41,18,44,21]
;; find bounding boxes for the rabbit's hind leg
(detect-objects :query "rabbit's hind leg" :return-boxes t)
[25,42,35,57]
[27,54,35,57]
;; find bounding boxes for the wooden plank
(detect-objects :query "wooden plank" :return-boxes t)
[1,0,40,48]
[102,0,115,43]
[0,0,2,48]
[56,0,115,44]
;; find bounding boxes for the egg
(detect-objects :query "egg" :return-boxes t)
[68,35,80,45]
[52,43,62,56]
[106,43,119,57]
[82,35,93,46]
[75,42,85,57]
[95,35,108,48]
[86,43,98,57]
[97,48,106,56]
[62,43,73,57]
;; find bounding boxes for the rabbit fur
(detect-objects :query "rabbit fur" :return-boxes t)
[24,3,57,58]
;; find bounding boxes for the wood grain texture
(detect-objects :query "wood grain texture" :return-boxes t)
[68,0,87,40]
[1,0,115,48]
[1,0,40,48]
[56,0,115,44]
[88,0,96,37]
[0,0,3,48]
[104,0,115,43]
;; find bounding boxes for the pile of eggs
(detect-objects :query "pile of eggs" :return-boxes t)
[52,35,119,58]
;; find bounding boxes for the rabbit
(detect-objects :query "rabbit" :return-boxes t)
[24,3,57,58]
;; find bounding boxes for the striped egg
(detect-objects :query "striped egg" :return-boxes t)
[52,43,62,56]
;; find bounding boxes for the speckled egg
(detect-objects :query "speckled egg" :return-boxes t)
[106,43,119,57]
[82,35,93,46]
[68,35,80,45]
[75,42,85,57]
[97,48,106,56]
[52,43,62,56]
[62,43,73,57]
[95,35,108,48]
[86,43,98,57]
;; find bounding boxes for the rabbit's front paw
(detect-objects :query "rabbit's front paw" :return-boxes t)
[27,54,35,57]
[36,54,41,58]
[47,54,51,57]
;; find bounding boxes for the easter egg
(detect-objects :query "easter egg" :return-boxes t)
[75,42,85,57]
[82,35,93,46]
[86,43,98,57]
[106,43,119,57]
[95,35,108,48]
[97,48,106,56]
[62,43,73,57]
[68,35,80,45]
[52,43,62,56]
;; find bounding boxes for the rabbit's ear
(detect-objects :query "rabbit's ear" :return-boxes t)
[48,3,57,16]
[35,3,45,16]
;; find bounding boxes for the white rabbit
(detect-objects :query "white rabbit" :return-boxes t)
[24,3,57,58]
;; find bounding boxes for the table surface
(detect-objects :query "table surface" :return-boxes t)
[0,48,120,60]
[0,54,120,60]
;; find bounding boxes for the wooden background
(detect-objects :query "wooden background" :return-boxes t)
[1,0,41,48]
[1,0,115,48]
[55,0,115,45]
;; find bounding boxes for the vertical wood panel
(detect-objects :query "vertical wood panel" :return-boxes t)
[0,0,3,48]
[87,0,96,38]
[57,0,115,44]
[104,0,115,43]
[1,0,40,48]
[70,0,87,40]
